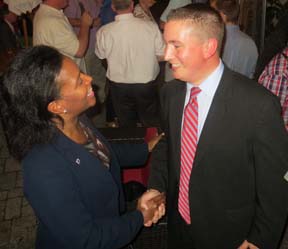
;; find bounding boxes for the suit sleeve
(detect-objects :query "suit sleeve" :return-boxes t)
[248,95,288,248]
[148,86,169,193]
[110,142,149,168]
[23,150,143,249]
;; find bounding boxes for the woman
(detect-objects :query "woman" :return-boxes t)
[133,0,156,23]
[0,46,165,249]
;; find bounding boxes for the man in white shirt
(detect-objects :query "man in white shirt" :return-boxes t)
[33,0,92,71]
[95,0,165,127]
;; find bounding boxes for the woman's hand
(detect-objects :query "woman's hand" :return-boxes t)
[147,133,164,152]
[137,190,166,226]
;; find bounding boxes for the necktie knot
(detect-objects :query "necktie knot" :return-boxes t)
[189,87,201,104]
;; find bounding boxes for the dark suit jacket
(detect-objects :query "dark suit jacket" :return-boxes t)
[0,19,18,52]
[149,67,288,249]
[22,117,148,249]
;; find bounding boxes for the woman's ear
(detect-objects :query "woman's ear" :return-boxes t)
[47,100,67,115]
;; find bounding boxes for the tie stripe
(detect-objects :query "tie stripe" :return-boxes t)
[178,87,201,224]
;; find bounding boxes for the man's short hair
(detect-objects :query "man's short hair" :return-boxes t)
[167,4,224,53]
[112,0,131,11]
[212,0,239,23]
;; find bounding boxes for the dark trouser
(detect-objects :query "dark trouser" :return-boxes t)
[109,80,159,127]
[168,210,196,249]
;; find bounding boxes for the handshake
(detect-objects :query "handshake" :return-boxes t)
[137,189,166,227]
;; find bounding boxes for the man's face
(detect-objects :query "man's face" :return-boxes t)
[164,20,206,84]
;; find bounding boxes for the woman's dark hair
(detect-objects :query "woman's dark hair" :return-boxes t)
[0,45,63,160]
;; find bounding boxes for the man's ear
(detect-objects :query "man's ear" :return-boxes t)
[47,100,67,115]
[203,38,218,59]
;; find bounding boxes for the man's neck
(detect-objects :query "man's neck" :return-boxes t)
[43,0,62,10]
[116,9,132,15]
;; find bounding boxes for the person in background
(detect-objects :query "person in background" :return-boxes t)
[258,45,288,131]
[148,4,288,249]
[95,0,165,127]
[254,11,288,79]
[133,0,156,23]
[33,0,92,72]
[210,0,258,79]
[0,45,165,249]
[64,0,107,127]
[159,0,208,30]
[100,0,116,25]
[0,3,20,53]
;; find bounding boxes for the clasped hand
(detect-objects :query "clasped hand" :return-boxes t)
[137,189,166,227]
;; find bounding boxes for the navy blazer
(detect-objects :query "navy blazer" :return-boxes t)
[149,67,288,249]
[23,117,149,249]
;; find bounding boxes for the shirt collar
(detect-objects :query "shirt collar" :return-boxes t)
[41,3,64,15]
[187,60,224,97]
[225,24,239,33]
[115,13,134,21]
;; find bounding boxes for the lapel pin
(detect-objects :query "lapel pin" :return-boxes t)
[76,158,81,165]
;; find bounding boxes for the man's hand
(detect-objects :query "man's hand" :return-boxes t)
[92,17,101,28]
[137,189,166,226]
[238,240,259,249]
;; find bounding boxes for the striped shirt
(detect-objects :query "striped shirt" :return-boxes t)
[258,46,288,130]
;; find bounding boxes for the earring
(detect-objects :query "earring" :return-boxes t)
[63,109,67,114]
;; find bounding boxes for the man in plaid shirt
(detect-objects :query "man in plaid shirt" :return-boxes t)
[258,45,288,131]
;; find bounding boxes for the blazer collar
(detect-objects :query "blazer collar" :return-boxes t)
[50,115,113,169]
[193,66,233,167]
[169,81,187,178]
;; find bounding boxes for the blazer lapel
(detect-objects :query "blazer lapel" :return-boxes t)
[170,81,187,178]
[51,131,100,168]
[193,68,232,168]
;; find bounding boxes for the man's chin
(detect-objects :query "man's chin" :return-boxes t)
[172,72,182,81]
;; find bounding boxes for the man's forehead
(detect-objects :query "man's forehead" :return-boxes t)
[165,21,198,37]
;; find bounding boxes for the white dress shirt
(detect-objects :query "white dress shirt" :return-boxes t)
[183,61,224,140]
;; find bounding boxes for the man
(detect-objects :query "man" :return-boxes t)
[0,3,20,53]
[64,0,107,127]
[160,0,208,29]
[258,45,288,131]
[148,4,288,249]
[95,0,165,127]
[210,0,258,79]
[33,0,92,71]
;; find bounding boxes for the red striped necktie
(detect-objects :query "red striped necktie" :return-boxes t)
[178,87,201,224]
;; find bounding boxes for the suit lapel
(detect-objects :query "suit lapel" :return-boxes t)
[51,130,100,168]
[193,68,232,168]
[169,81,187,178]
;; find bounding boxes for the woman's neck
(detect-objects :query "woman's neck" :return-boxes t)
[55,117,88,144]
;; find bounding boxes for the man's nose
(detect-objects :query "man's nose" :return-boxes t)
[164,45,173,61]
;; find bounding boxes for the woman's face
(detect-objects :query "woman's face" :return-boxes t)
[57,57,96,116]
